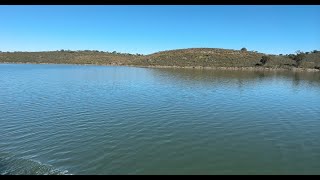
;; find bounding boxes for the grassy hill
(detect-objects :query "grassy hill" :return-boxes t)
[0,50,141,65]
[132,48,320,69]
[1,48,319,70]
[133,48,264,67]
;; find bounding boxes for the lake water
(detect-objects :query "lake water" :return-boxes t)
[0,64,320,175]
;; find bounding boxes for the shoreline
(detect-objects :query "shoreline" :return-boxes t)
[131,65,320,72]
[1,62,319,72]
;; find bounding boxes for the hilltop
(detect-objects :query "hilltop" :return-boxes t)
[0,48,319,71]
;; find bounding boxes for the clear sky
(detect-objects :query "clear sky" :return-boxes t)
[0,5,319,55]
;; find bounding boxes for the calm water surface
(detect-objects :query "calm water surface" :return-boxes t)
[0,64,320,175]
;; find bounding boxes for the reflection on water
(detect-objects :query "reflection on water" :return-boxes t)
[150,67,319,82]
[0,64,320,175]
[149,67,320,90]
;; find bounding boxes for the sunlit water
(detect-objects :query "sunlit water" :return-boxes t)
[0,64,320,175]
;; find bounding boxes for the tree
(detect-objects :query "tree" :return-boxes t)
[293,51,305,67]
[288,54,295,59]
[241,47,247,52]
[260,55,270,66]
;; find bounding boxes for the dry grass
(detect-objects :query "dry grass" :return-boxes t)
[1,48,319,69]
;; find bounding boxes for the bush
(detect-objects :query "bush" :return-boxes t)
[260,55,270,65]
[293,51,305,67]
[288,54,295,59]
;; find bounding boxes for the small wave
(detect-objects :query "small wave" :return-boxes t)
[0,153,71,175]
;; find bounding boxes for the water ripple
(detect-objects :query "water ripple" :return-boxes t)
[1,64,320,174]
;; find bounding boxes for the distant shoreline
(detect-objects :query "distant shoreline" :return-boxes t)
[132,65,320,72]
[1,48,319,72]
[1,62,319,72]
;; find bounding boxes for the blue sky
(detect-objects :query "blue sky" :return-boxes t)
[0,5,319,55]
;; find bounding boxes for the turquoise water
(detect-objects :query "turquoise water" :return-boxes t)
[0,64,320,175]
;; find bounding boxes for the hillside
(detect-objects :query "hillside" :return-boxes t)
[133,48,264,67]
[1,48,319,70]
[132,48,320,69]
[0,50,141,65]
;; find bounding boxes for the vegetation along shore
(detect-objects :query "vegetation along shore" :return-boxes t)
[1,48,319,71]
